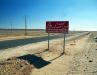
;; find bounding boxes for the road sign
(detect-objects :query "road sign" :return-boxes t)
[46,21,69,55]
[46,21,69,33]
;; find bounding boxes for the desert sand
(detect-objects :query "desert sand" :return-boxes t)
[0,32,97,75]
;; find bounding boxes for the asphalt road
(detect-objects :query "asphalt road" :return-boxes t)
[0,34,71,50]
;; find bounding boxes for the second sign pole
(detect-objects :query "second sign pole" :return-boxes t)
[48,33,50,50]
[63,33,65,54]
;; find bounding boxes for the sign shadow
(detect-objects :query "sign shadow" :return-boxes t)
[17,54,51,69]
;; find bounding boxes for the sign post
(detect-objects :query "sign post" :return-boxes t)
[48,33,50,50]
[63,33,65,54]
[46,21,69,54]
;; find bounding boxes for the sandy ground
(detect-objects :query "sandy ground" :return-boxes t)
[0,31,84,41]
[0,35,48,42]
[0,58,33,75]
[0,32,96,75]
[0,32,88,61]
[30,33,91,75]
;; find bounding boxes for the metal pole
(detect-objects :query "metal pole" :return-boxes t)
[11,23,12,34]
[25,16,27,36]
[63,33,65,54]
[48,33,50,50]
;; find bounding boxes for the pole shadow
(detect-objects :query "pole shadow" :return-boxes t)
[49,53,64,61]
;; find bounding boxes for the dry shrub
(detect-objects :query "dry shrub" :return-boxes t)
[0,57,34,75]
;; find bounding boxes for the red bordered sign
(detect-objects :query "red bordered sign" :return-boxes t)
[46,21,69,33]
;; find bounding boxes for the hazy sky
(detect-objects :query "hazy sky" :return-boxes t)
[0,0,97,31]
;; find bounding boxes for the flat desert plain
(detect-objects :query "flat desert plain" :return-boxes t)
[0,31,97,75]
